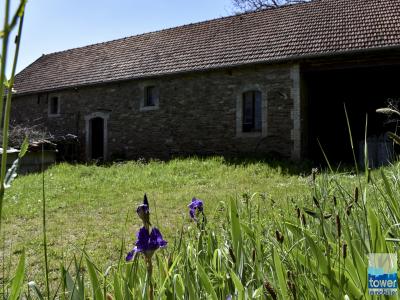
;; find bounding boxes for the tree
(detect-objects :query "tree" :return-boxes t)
[232,0,310,12]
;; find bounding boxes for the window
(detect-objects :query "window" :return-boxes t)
[140,83,160,111]
[235,87,264,137]
[242,91,262,132]
[145,86,158,107]
[48,96,60,116]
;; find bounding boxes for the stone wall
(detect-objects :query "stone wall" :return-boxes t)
[11,63,300,160]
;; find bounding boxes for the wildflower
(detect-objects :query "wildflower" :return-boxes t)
[287,271,297,299]
[126,227,167,261]
[137,194,151,227]
[336,214,341,238]
[229,247,236,263]
[226,295,232,300]
[354,187,359,203]
[342,242,347,259]
[126,194,166,300]
[264,279,277,300]
[188,197,203,220]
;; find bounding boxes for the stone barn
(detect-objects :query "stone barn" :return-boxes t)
[11,0,400,163]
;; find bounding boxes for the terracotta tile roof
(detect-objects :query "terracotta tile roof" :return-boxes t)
[14,0,400,95]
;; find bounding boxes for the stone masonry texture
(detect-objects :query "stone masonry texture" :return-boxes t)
[11,63,296,160]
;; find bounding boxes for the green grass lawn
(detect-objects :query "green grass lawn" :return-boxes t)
[1,157,315,284]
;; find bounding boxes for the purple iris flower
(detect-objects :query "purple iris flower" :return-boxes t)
[126,226,167,261]
[137,194,151,226]
[188,197,203,220]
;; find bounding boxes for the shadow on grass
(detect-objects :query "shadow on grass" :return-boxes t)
[26,151,364,178]
[219,154,313,176]
[85,153,314,176]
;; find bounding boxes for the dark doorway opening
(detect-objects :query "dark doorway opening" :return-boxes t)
[90,117,104,160]
[304,65,400,166]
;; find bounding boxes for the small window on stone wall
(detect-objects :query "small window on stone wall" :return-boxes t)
[242,91,262,132]
[49,96,60,116]
[145,86,159,107]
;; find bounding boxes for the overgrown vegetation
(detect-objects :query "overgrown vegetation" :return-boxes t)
[0,158,399,299]
[1,158,311,282]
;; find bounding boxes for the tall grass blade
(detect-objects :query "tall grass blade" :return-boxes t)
[387,132,400,146]
[18,137,29,158]
[364,114,369,173]
[41,144,50,298]
[113,273,123,300]
[4,138,28,188]
[28,281,45,300]
[272,248,289,299]
[380,170,400,219]
[158,254,181,296]
[73,255,85,300]
[367,207,387,253]
[317,139,333,173]
[197,263,218,300]
[4,159,20,189]
[1,10,25,185]
[0,0,26,234]
[9,249,25,300]
[229,269,245,300]
[376,108,400,117]
[172,274,184,300]
[305,279,325,300]
[85,256,104,300]
[62,266,81,300]
[343,221,365,286]
[344,103,359,175]
[252,286,263,298]
[349,241,368,295]
[230,198,243,274]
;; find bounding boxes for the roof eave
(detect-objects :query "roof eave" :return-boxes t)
[13,44,400,97]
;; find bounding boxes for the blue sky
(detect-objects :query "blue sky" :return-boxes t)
[12,0,234,73]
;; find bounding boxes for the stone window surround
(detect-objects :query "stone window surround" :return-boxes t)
[139,81,160,112]
[84,111,110,160]
[236,84,268,138]
[48,94,61,117]
[290,64,301,160]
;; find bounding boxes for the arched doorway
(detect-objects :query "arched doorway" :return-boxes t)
[85,112,110,161]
